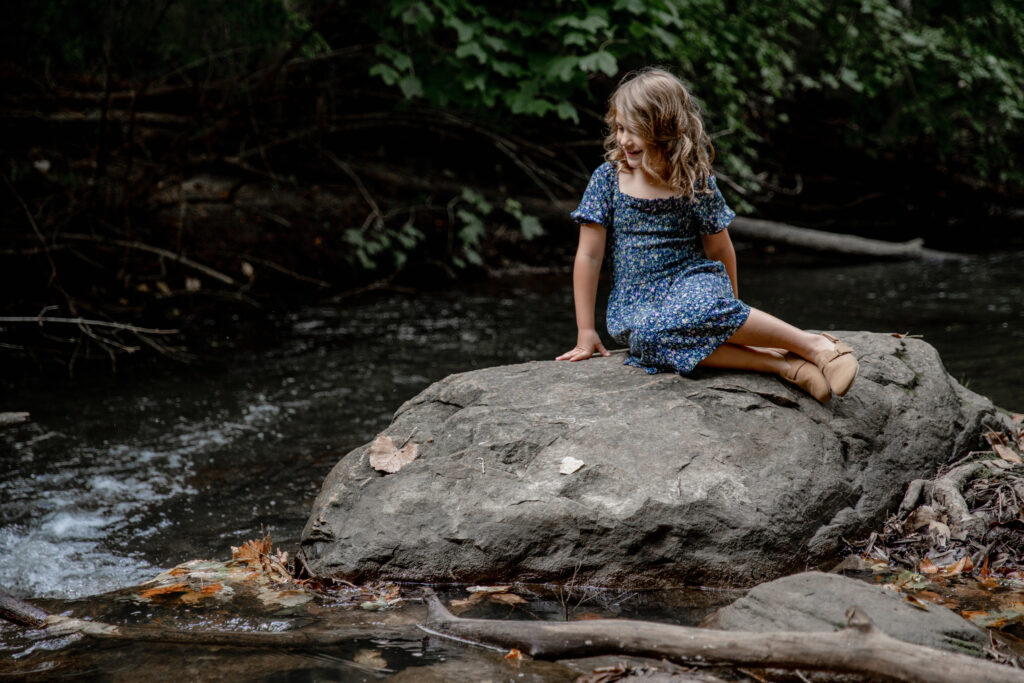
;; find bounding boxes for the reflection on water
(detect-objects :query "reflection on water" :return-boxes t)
[0,249,1022,674]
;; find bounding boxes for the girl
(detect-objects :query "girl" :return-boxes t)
[556,67,857,403]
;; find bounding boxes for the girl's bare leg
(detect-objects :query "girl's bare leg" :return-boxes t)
[725,308,834,364]
[698,339,834,402]
[696,308,850,401]
[698,342,787,373]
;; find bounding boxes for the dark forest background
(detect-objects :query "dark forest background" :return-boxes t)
[2,0,1022,371]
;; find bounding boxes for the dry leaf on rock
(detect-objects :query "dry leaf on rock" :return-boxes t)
[369,435,419,473]
[993,444,1023,464]
[559,456,584,475]
[904,594,931,611]
[904,505,939,532]
[467,585,512,594]
[927,520,950,547]
[983,430,1010,447]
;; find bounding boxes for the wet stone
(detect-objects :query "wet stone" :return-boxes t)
[703,571,989,656]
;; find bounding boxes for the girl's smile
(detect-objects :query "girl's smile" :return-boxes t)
[615,116,646,168]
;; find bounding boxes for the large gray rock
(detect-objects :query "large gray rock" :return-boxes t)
[301,332,996,587]
[703,571,987,656]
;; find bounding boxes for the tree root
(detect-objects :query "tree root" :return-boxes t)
[898,463,992,540]
[417,588,1024,683]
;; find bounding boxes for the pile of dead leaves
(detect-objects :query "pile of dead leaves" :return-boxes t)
[840,413,1024,643]
[135,533,310,608]
[846,414,1024,579]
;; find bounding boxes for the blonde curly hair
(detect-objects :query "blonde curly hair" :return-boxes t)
[604,67,715,197]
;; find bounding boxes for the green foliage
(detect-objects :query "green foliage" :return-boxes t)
[368,0,1024,189]
[343,221,424,271]
[449,189,544,269]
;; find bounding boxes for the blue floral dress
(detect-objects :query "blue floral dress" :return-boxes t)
[570,162,751,374]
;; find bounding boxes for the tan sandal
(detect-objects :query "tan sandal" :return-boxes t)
[817,333,858,396]
[782,352,832,403]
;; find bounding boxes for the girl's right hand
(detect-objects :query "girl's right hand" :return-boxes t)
[556,330,610,361]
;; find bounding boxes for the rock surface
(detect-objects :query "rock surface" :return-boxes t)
[301,332,998,587]
[703,571,988,656]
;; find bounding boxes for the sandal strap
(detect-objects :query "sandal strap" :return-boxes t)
[783,358,804,381]
[820,333,853,362]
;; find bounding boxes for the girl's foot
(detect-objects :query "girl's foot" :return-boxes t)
[814,333,858,396]
[780,352,832,403]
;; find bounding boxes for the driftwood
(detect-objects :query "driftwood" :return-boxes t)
[417,588,1024,683]
[729,216,959,260]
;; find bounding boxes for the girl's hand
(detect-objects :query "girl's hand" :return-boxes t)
[556,330,610,361]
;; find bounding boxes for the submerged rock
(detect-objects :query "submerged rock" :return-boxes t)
[703,571,988,656]
[301,332,997,587]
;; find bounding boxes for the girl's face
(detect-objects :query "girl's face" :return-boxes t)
[615,115,646,169]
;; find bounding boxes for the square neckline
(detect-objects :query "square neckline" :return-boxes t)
[614,168,685,203]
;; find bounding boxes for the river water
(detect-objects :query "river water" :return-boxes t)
[1,248,1022,677]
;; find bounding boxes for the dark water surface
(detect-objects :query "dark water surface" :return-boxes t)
[1,249,1022,677]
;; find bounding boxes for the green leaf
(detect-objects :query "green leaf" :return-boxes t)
[579,50,617,77]
[400,2,434,33]
[544,55,578,82]
[503,198,523,219]
[398,75,424,99]
[368,63,400,86]
[555,100,579,123]
[519,215,544,240]
[460,187,492,214]
[455,41,487,63]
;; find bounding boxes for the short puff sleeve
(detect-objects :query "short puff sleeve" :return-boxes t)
[692,175,736,235]
[570,162,615,229]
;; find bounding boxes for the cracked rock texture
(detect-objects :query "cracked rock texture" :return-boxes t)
[704,571,988,655]
[301,332,997,587]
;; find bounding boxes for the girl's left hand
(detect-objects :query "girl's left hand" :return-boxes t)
[556,333,610,362]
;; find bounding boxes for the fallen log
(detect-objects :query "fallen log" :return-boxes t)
[417,588,1024,683]
[729,216,959,260]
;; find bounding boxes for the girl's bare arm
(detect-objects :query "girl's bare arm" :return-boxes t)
[556,223,610,361]
[701,229,739,297]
